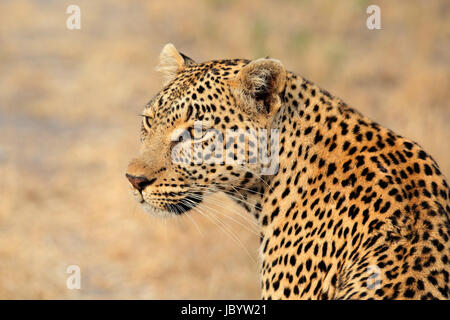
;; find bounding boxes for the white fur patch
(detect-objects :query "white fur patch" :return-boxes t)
[155,43,185,84]
[232,58,286,114]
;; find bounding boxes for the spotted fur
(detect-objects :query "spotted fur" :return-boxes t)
[126,44,450,300]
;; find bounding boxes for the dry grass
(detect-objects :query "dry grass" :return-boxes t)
[0,0,448,299]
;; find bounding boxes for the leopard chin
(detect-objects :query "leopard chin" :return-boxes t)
[140,202,174,218]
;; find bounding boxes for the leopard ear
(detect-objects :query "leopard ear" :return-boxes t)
[232,58,286,115]
[156,43,196,84]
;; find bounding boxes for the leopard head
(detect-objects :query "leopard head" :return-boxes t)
[126,43,287,217]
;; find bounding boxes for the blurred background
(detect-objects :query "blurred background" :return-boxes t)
[0,0,448,299]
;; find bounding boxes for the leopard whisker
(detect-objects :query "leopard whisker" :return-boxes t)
[183,197,257,262]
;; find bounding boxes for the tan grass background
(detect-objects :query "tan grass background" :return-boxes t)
[0,0,448,299]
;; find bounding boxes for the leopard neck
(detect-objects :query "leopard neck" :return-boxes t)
[226,72,362,230]
[254,72,358,228]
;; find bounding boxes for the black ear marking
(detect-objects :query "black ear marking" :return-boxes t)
[180,52,196,66]
[186,104,193,121]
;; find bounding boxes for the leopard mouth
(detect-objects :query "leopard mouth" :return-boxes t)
[163,192,203,214]
[131,187,203,217]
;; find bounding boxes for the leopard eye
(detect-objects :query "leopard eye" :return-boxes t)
[170,128,190,146]
[143,116,151,130]
[188,126,210,141]
[175,133,184,143]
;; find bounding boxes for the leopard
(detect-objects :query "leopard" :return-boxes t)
[126,43,450,299]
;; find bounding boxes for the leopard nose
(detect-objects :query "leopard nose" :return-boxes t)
[125,174,155,192]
